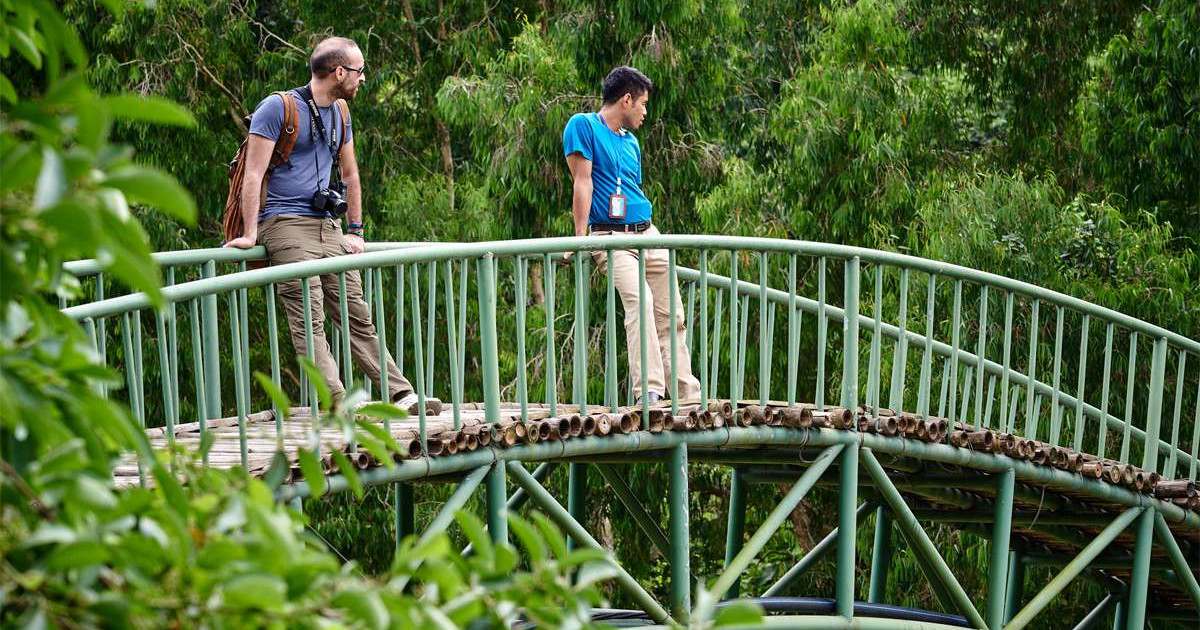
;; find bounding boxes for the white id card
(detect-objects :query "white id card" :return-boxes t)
[608,193,627,219]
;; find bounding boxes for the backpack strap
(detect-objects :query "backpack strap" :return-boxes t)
[270,90,299,169]
[335,98,351,151]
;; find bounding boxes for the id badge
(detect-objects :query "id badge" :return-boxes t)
[608,193,628,220]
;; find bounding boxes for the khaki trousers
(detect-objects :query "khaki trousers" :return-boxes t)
[590,225,702,400]
[259,215,413,402]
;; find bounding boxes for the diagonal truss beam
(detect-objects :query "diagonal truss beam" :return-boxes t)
[1004,506,1144,630]
[417,463,491,547]
[761,501,874,597]
[463,462,557,556]
[595,464,674,560]
[505,460,672,624]
[1070,594,1118,630]
[861,448,989,629]
[709,444,844,599]
[1153,510,1200,609]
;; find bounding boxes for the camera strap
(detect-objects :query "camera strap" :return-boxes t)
[295,85,341,181]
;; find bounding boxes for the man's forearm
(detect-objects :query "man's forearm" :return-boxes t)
[239,176,263,240]
[344,174,362,225]
[572,180,592,236]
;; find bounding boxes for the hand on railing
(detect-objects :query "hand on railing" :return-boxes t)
[223,236,257,249]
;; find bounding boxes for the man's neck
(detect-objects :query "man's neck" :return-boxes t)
[597,105,624,133]
[307,80,335,107]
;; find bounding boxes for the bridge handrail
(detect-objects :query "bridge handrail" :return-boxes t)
[56,235,1200,354]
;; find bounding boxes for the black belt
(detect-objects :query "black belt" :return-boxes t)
[590,220,651,233]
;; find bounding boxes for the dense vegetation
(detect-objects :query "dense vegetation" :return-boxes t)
[3,0,1197,627]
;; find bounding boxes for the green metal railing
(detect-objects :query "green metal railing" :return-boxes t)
[62,236,1200,629]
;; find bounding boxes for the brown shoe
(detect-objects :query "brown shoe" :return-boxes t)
[395,393,444,416]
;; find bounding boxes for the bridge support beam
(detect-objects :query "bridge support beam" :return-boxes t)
[710,444,844,601]
[723,467,747,599]
[506,460,671,624]
[1004,551,1024,625]
[837,443,859,618]
[868,505,893,603]
[986,468,1015,629]
[1152,511,1200,609]
[861,448,988,629]
[669,443,691,621]
[486,462,508,544]
[1124,508,1154,630]
[1006,506,1143,630]
[394,483,415,545]
[766,502,873,598]
[1072,594,1118,630]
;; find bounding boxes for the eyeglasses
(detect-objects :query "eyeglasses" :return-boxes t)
[340,64,365,75]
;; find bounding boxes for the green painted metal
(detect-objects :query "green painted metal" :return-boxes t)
[723,466,747,599]
[478,254,500,427]
[266,284,282,431]
[838,258,861,620]
[1192,376,1200,482]
[444,262,462,425]
[1073,315,1090,453]
[867,505,893,604]
[516,257,530,421]
[669,442,690,620]
[594,465,673,558]
[200,261,221,418]
[1152,511,1200,609]
[301,276,318,425]
[1124,508,1154,630]
[759,251,768,406]
[1049,307,1065,445]
[425,263,437,399]
[408,269,428,453]
[1071,595,1117,630]
[986,468,1015,630]
[787,253,798,408]
[710,445,843,600]
[505,460,671,623]
[606,251,618,411]
[974,286,988,428]
[486,461,507,544]
[374,267,389,411]
[889,268,910,413]
[227,292,249,468]
[188,300,208,457]
[395,482,414,543]
[639,248,649,427]
[1004,551,1024,625]
[710,288,723,402]
[1097,324,1115,460]
[1120,332,1139,464]
[672,250,682,413]
[1000,293,1014,434]
[1142,337,1168,474]
[1004,506,1143,630]
[700,251,709,410]
[815,256,825,409]
[1023,300,1040,440]
[764,502,874,598]
[861,448,988,629]
[1164,350,1186,479]
[394,265,405,376]
[918,275,936,420]
[544,253,557,417]
[567,463,587,552]
[949,280,962,424]
[868,265,883,417]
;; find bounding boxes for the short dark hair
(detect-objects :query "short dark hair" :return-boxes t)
[309,37,359,78]
[602,66,652,105]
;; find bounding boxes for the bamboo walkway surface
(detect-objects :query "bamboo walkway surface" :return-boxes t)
[116,399,1200,515]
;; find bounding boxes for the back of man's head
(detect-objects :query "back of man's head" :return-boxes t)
[310,37,359,79]
[602,66,652,105]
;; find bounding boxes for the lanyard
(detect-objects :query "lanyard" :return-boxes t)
[296,85,341,183]
[596,112,626,194]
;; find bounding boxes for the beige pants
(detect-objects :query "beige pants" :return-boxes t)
[259,215,413,402]
[590,225,702,400]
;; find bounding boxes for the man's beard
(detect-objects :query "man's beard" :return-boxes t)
[331,79,356,101]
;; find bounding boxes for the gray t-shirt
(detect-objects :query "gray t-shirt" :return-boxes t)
[248,90,353,221]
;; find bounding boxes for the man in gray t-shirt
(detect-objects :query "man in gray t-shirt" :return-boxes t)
[224,37,438,416]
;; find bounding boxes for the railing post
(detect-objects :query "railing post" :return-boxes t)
[1005,550,1025,624]
[200,260,221,419]
[868,506,893,603]
[487,462,508,545]
[723,467,746,599]
[1141,337,1167,473]
[838,256,861,619]
[478,253,500,426]
[669,443,690,620]
[1125,509,1154,630]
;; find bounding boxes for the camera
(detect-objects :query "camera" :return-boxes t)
[312,181,348,216]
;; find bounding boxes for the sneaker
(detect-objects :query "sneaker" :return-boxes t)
[395,393,444,417]
[635,391,663,406]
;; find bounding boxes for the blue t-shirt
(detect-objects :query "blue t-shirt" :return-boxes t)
[248,90,353,221]
[562,112,652,225]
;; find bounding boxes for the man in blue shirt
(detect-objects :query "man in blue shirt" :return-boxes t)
[563,66,701,404]
[224,37,437,415]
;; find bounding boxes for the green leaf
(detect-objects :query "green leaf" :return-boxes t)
[0,142,41,193]
[254,372,293,418]
[331,587,389,630]
[330,450,363,499]
[297,448,327,499]
[8,26,41,70]
[713,601,765,626]
[221,573,287,611]
[152,463,188,517]
[46,540,109,571]
[261,450,291,490]
[507,514,546,565]
[531,511,569,559]
[102,165,197,222]
[103,94,195,127]
[454,510,493,562]
[556,548,608,570]
[0,73,16,104]
[353,433,393,471]
[30,0,86,67]
[356,402,406,420]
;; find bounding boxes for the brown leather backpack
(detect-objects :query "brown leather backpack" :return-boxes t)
[221,93,352,244]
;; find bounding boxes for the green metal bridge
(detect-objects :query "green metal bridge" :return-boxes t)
[61,237,1199,629]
